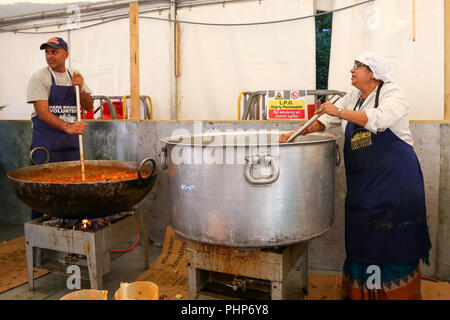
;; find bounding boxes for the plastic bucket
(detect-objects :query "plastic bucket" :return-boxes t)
[114,281,159,300]
[60,289,108,300]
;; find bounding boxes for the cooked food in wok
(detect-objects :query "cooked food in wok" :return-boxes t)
[13,164,138,183]
[7,158,157,219]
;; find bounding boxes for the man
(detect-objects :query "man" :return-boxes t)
[27,37,94,219]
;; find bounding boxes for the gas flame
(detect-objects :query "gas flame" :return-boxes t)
[81,219,92,230]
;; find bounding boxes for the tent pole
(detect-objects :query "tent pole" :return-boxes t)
[129,2,140,120]
[445,0,450,120]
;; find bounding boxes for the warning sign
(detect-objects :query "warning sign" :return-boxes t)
[266,90,307,120]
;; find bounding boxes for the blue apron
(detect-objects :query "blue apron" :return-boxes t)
[31,69,80,219]
[31,69,79,164]
[344,83,431,265]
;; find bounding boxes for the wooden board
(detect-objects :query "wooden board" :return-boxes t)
[307,273,344,300]
[306,273,450,300]
[0,236,48,294]
[134,226,189,300]
[421,281,450,300]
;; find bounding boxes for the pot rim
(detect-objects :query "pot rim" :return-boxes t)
[161,131,343,147]
[7,159,157,185]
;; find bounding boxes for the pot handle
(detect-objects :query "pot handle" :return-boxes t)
[30,147,50,165]
[244,155,280,185]
[138,158,156,181]
[160,146,168,169]
[335,144,341,167]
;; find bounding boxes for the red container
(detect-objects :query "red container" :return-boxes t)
[101,101,124,119]
[82,108,94,119]
[81,102,124,119]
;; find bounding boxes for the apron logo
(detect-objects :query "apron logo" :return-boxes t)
[351,129,372,150]
[49,105,77,124]
[59,114,76,124]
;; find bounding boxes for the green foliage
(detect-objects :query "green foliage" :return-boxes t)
[315,11,333,90]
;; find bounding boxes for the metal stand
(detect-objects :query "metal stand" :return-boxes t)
[185,240,309,300]
[24,210,148,290]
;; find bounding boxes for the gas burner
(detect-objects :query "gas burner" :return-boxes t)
[39,211,135,231]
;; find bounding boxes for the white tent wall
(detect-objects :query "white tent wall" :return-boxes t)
[328,0,445,120]
[0,0,316,120]
[0,0,445,120]
[176,0,316,120]
[0,9,173,121]
[69,12,173,120]
[69,19,131,113]
[140,13,173,121]
[0,31,67,120]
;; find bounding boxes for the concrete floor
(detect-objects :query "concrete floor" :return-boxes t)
[0,220,162,300]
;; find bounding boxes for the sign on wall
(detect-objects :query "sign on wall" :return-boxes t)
[266,90,307,120]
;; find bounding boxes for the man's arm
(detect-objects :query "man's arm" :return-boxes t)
[79,90,93,111]
[33,100,87,135]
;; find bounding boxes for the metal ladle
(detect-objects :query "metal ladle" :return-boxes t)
[285,97,341,143]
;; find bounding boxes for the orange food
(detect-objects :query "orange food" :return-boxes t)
[18,165,138,183]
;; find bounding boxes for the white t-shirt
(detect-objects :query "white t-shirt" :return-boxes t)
[317,81,414,146]
[26,67,91,118]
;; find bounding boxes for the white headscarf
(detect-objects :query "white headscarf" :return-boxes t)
[354,51,392,83]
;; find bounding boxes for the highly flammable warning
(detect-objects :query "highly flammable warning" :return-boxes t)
[266,90,307,120]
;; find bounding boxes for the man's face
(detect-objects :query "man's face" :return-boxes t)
[45,46,68,72]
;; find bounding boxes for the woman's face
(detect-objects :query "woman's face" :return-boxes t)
[351,60,374,89]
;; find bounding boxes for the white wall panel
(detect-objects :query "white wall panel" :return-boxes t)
[0,31,68,120]
[1,0,444,120]
[177,0,316,120]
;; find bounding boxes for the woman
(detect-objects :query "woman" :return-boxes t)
[280,52,431,300]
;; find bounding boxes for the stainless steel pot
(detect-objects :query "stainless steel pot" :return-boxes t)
[161,131,342,248]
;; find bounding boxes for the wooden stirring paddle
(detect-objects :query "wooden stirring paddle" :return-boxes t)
[75,85,86,181]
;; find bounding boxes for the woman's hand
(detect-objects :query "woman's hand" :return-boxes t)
[314,101,339,117]
[279,132,294,143]
[279,129,309,143]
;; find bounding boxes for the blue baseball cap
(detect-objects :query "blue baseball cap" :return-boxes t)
[40,37,69,51]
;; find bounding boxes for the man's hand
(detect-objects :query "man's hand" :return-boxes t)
[71,72,84,89]
[64,121,88,135]
[72,72,93,111]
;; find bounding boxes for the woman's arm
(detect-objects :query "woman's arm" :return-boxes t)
[278,120,325,143]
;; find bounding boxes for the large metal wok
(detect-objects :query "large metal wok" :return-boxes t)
[7,154,157,219]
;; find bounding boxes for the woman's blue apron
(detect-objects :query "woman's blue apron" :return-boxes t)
[344,83,431,264]
[30,69,79,219]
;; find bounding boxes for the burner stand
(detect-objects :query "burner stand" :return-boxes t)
[185,239,309,300]
[24,210,148,290]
